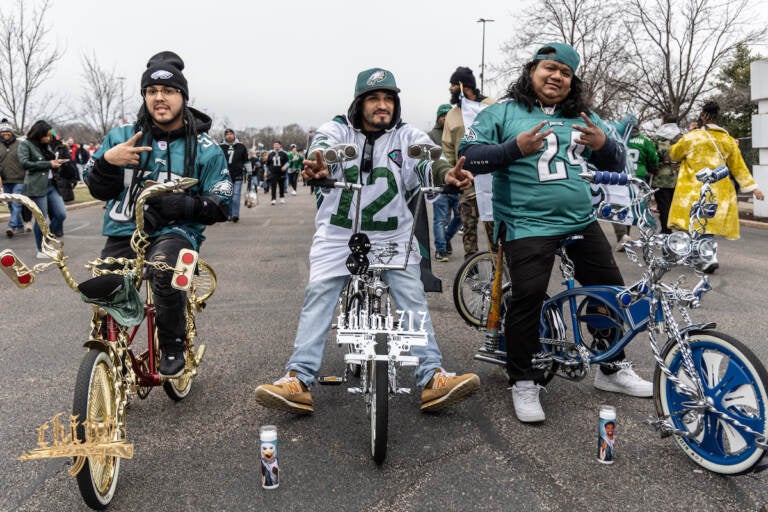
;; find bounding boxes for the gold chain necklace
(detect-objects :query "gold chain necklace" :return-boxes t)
[538,101,557,115]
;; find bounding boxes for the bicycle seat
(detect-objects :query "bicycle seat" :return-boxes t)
[78,274,124,301]
[78,273,145,327]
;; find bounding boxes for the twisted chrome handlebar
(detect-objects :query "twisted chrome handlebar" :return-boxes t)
[579,168,726,307]
[0,177,198,291]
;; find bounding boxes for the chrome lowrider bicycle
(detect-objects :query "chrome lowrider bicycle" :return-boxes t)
[313,142,448,465]
[453,166,768,474]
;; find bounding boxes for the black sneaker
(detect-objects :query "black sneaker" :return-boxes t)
[159,348,186,378]
[232,216,239,223]
[434,251,449,262]
[5,228,13,238]
[446,241,453,255]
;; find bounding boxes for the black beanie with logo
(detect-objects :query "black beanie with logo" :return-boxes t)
[141,51,189,99]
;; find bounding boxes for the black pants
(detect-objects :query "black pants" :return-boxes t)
[502,222,625,384]
[288,172,299,191]
[101,234,193,349]
[654,187,674,234]
[269,169,285,200]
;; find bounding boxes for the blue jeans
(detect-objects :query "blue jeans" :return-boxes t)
[230,179,242,219]
[30,182,67,251]
[2,183,25,230]
[432,193,461,252]
[286,264,443,388]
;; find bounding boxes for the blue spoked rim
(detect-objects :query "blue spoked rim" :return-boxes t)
[663,339,766,467]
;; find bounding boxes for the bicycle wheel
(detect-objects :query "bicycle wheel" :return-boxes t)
[453,251,509,328]
[654,330,768,474]
[163,356,193,401]
[370,332,389,465]
[342,278,362,378]
[72,349,122,509]
[190,260,216,307]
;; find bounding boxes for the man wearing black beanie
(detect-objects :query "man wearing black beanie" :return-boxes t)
[442,66,496,256]
[83,50,233,378]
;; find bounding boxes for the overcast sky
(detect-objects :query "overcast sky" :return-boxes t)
[43,0,520,133]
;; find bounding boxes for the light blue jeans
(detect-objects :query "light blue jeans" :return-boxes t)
[286,264,443,388]
[2,183,25,230]
[31,182,66,251]
[230,179,242,219]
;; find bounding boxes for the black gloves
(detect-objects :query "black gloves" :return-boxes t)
[143,194,200,233]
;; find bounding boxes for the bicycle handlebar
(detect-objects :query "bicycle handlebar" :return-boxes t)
[307,178,459,196]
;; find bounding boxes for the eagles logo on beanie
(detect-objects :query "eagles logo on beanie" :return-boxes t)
[141,51,189,99]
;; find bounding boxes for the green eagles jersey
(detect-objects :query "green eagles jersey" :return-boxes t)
[86,125,231,249]
[626,134,659,179]
[460,101,616,241]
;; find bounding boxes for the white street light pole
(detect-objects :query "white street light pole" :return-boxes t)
[476,18,495,92]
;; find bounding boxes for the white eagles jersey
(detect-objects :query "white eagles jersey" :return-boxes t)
[307,116,435,282]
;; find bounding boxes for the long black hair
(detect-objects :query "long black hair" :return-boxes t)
[503,61,591,118]
[26,120,52,143]
[132,103,199,177]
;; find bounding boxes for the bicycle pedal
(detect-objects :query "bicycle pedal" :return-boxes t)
[318,376,344,385]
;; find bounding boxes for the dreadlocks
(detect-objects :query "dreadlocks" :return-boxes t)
[504,61,591,118]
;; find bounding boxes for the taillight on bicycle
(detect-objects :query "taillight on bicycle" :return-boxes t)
[172,248,198,291]
[0,249,35,288]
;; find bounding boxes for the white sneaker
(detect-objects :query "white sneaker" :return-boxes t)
[594,366,652,397]
[290,190,297,196]
[279,198,286,204]
[615,234,631,252]
[36,251,48,259]
[271,199,276,205]
[511,380,546,422]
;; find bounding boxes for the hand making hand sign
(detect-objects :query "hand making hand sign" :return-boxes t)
[516,121,554,156]
[104,131,153,167]
[573,113,607,150]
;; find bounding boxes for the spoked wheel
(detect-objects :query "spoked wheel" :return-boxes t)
[370,332,389,465]
[654,330,768,474]
[453,251,510,328]
[342,278,363,378]
[163,354,194,401]
[72,349,123,509]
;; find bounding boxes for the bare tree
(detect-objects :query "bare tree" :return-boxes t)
[80,52,121,137]
[492,0,643,119]
[0,0,63,131]
[622,0,766,122]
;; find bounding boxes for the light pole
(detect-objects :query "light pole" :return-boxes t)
[476,18,494,92]
[117,76,125,124]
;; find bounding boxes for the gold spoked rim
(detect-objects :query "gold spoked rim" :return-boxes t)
[88,360,119,494]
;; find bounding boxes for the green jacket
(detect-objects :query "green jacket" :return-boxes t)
[18,139,53,197]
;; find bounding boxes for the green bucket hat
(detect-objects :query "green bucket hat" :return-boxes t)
[534,42,581,74]
[435,104,452,120]
[353,68,400,100]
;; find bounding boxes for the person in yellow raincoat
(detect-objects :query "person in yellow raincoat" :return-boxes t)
[668,101,763,243]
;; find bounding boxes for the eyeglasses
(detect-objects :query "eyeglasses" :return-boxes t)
[142,87,181,97]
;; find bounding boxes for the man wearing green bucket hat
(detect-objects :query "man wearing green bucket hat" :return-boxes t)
[460,42,653,423]
[255,68,480,415]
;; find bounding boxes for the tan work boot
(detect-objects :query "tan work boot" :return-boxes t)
[420,369,480,412]
[255,371,314,414]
